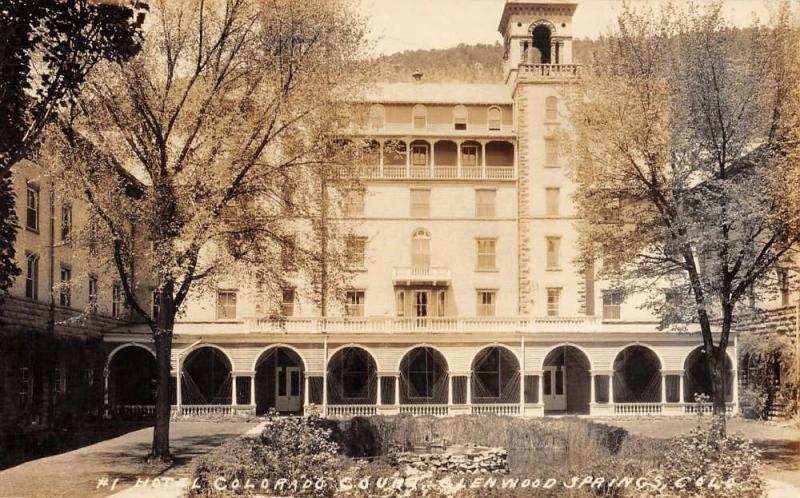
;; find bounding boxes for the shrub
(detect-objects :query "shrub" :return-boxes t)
[649,419,763,497]
[189,413,343,497]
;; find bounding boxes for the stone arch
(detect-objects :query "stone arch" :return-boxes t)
[251,344,309,372]
[540,342,594,371]
[106,342,155,371]
[471,345,521,404]
[683,346,734,403]
[327,344,381,372]
[398,346,449,404]
[181,346,233,405]
[542,344,592,414]
[107,344,157,409]
[327,346,378,405]
[254,345,306,414]
[612,345,662,403]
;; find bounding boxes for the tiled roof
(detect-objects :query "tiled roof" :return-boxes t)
[363,83,513,105]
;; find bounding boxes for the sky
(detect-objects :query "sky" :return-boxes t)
[358,0,786,55]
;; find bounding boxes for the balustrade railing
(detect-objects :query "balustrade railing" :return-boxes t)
[342,164,515,180]
[328,405,377,417]
[471,404,521,416]
[684,403,734,414]
[176,405,234,416]
[613,403,663,415]
[400,404,449,417]
[518,64,581,79]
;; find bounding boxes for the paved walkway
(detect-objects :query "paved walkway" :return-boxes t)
[0,421,257,498]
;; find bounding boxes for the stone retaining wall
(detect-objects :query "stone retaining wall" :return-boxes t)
[395,445,508,474]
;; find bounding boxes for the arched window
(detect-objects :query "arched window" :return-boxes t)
[412,104,427,130]
[369,104,385,129]
[545,96,558,122]
[488,106,502,131]
[411,229,431,268]
[532,23,552,64]
[453,105,467,130]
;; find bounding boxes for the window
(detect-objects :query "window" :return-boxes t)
[344,189,365,217]
[476,239,497,270]
[461,144,479,166]
[217,291,237,320]
[411,144,429,166]
[546,237,561,270]
[488,107,502,131]
[25,253,38,300]
[18,367,31,408]
[59,266,71,307]
[112,283,124,319]
[342,351,371,399]
[60,203,72,242]
[454,105,467,130]
[281,288,295,316]
[54,367,66,398]
[778,268,790,306]
[545,96,558,122]
[88,276,98,314]
[601,197,622,223]
[281,236,296,270]
[396,290,406,317]
[151,290,160,321]
[345,290,365,317]
[346,236,367,269]
[602,290,623,319]
[475,189,496,218]
[369,104,385,129]
[410,189,430,217]
[436,290,447,317]
[477,290,496,316]
[26,183,39,231]
[412,104,427,129]
[411,229,431,268]
[547,288,561,317]
[544,138,559,167]
[545,188,560,216]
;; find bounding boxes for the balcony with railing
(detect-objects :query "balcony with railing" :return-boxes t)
[340,138,515,181]
[517,64,582,81]
[392,266,451,286]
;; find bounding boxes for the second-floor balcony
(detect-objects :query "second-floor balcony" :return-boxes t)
[338,138,516,181]
[393,266,451,286]
[517,63,582,80]
[235,315,664,335]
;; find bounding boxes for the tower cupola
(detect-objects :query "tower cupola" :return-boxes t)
[498,1,578,80]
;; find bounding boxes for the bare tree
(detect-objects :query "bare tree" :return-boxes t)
[564,1,800,427]
[50,0,371,460]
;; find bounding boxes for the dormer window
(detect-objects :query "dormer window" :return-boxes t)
[454,105,467,131]
[412,104,427,130]
[488,107,502,131]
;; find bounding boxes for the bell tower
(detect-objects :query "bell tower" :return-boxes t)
[498,0,578,81]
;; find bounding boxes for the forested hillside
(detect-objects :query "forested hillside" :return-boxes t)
[374,39,605,82]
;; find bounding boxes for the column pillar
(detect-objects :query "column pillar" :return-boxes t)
[231,376,238,406]
[732,369,739,409]
[660,372,666,404]
[405,137,411,177]
[176,358,182,410]
[394,375,400,405]
[538,373,544,405]
[679,374,685,404]
[456,140,462,179]
[377,376,383,405]
[466,373,472,405]
[608,374,614,405]
[590,373,596,404]
[379,140,384,177]
[447,375,453,405]
[322,337,329,416]
[103,367,110,417]
[304,375,310,407]
[519,370,525,413]
[480,140,487,178]
[430,141,436,176]
[250,374,256,407]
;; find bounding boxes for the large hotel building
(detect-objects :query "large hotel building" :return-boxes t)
[5,1,796,428]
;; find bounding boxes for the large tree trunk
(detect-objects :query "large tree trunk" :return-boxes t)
[150,290,175,462]
[707,347,728,436]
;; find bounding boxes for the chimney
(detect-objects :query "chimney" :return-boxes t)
[412,69,423,81]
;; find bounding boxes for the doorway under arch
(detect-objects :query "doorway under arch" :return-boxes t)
[108,345,156,409]
[542,345,591,414]
[255,347,305,414]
